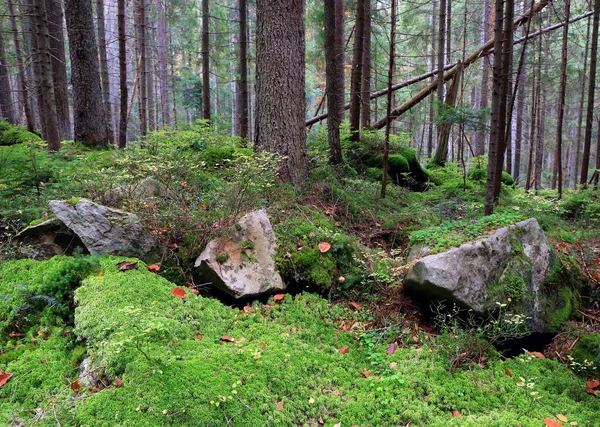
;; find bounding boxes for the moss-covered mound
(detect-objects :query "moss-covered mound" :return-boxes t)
[1,256,600,426]
[0,119,41,146]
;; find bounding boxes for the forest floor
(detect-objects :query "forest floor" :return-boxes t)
[0,123,600,426]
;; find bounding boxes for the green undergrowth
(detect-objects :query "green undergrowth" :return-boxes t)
[1,256,599,426]
[0,119,41,146]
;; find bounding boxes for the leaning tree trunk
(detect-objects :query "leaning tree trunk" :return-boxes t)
[46,0,72,140]
[255,0,308,185]
[202,0,211,121]
[0,29,17,124]
[324,0,344,164]
[97,0,115,144]
[65,0,108,146]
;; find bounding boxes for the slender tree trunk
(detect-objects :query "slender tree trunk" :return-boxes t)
[525,63,538,191]
[8,0,35,131]
[97,0,115,144]
[46,0,71,140]
[156,0,171,127]
[534,17,546,192]
[23,0,44,133]
[0,30,17,124]
[573,16,591,188]
[202,0,211,121]
[437,0,447,118]
[382,0,397,199]
[360,0,371,129]
[146,0,156,131]
[580,0,600,187]
[475,0,491,157]
[135,0,148,136]
[236,0,248,139]
[553,0,570,198]
[33,0,61,151]
[255,0,308,185]
[65,0,108,146]
[324,0,344,164]
[349,0,365,142]
[118,0,128,148]
[428,0,437,157]
[514,50,527,182]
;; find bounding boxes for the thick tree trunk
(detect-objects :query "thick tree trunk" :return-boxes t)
[0,30,17,124]
[65,0,108,146]
[324,0,344,164]
[7,0,35,131]
[202,0,211,121]
[23,0,44,133]
[118,0,128,148]
[46,0,71,140]
[360,0,371,129]
[349,0,365,142]
[236,0,248,139]
[135,0,148,136]
[97,0,115,144]
[580,0,600,187]
[255,0,308,185]
[33,0,61,151]
[157,0,171,127]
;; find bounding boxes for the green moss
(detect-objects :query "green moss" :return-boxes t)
[0,119,41,146]
[568,334,600,370]
[66,196,83,206]
[216,253,229,263]
[544,287,574,332]
[501,171,515,187]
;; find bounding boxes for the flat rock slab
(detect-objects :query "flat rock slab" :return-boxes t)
[49,199,156,257]
[194,209,285,299]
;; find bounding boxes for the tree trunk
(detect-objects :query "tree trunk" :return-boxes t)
[514,50,527,182]
[475,0,490,156]
[255,0,308,185]
[236,0,248,139]
[360,0,371,129]
[157,0,170,127]
[525,60,538,191]
[349,0,365,142]
[382,0,397,199]
[7,0,35,131]
[135,0,148,136]
[46,0,72,140]
[324,0,344,164]
[580,0,600,187]
[428,0,437,157]
[146,0,156,131]
[202,0,211,121]
[0,30,17,124]
[437,0,447,118]
[97,0,115,144]
[23,0,45,133]
[573,15,591,188]
[33,0,61,151]
[118,0,128,148]
[65,0,108,146]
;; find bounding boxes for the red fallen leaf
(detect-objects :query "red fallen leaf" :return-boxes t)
[338,346,349,354]
[113,377,124,388]
[387,342,399,355]
[544,418,563,427]
[273,294,286,302]
[360,370,373,378]
[587,377,600,389]
[276,400,284,411]
[147,264,161,272]
[348,302,363,310]
[556,243,568,254]
[583,387,599,396]
[117,261,138,271]
[529,351,545,358]
[220,336,236,342]
[318,242,331,253]
[171,287,186,299]
[70,379,82,393]
[452,410,462,417]
[504,368,513,377]
[0,372,13,388]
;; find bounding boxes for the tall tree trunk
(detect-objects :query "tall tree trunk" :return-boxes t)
[65,0,108,146]
[135,0,148,136]
[7,0,35,130]
[428,0,437,157]
[475,0,490,156]
[580,0,600,187]
[33,0,61,151]
[437,0,447,117]
[324,0,344,164]
[23,0,45,133]
[514,50,526,182]
[146,0,156,131]
[97,0,115,144]
[573,15,591,188]
[525,60,538,191]
[382,0,397,199]
[360,0,371,129]
[349,0,365,142]
[202,0,211,121]
[534,18,546,192]
[553,0,570,198]
[255,0,308,185]
[236,0,248,139]
[46,0,71,140]
[0,30,17,124]
[157,0,171,127]
[118,0,128,147]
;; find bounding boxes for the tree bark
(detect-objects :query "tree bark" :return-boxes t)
[428,0,437,157]
[360,0,371,129]
[65,0,108,146]
[324,0,344,164]
[474,0,490,156]
[146,0,156,131]
[157,0,170,127]
[236,0,248,139]
[118,0,128,148]
[255,0,308,185]
[349,0,365,142]
[202,0,211,121]
[97,0,115,144]
[0,29,17,124]
[437,0,447,117]
[382,0,397,199]
[135,0,148,136]
[573,15,591,188]
[23,0,44,133]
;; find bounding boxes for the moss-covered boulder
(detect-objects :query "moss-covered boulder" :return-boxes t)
[405,218,579,332]
[0,119,41,146]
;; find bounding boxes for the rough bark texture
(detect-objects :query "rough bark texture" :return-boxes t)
[324,0,344,164]
[514,50,526,182]
[428,0,437,157]
[157,0,171,127]
[360,0,371,129]
[236,0,248,139]
[0,30,17,124]
[202,0,211,121]
[437,0,447,114]
[33,0,61,151]
[65,0,108,146]
[118,0,128,148]
[381,0,397,199]
[46,0,72,140]
[349,0,365,142]
[573,16,591,188]
[23,0,44,133]
[475,0,490,156]
[97,0,115,144]
[255,0,308,185]
[135,0,148,136]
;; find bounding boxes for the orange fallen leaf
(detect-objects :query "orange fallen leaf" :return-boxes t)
[348,302,363,310]
[116,261,138,271]
[147,264,161,272]
[338,346,349,354]
[544,418,563,427]
[172,287,186,299]
[318,242,331,253]
[113,377,124,388]
[361,370,373,378]
[556,243,568,254]
[556,415,568,423]
[98,271,104,277]
[273,294,286,302]
[70,379,81,393]
[583,387,598,396]
[504,368,513,377]
[387,342,398,355]
[220,336,236,343]
[243,306,254,313]
[276,400,284,411]
[190,288,200,295]
[290,327,298,333]
[587,377,600,389]
[452,410,462,417]
[0,372,13,388]
[529,351,545,358]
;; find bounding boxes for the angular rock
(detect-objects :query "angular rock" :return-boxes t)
[11,217,86,260]
[405,218,563,332]
[49,199,156,257]
[194,209,285,299]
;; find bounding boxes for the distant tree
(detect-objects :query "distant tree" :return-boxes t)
[202,0,211,121]
[97,0,115,144]
[118,0,128,148]
[0,28,17,124]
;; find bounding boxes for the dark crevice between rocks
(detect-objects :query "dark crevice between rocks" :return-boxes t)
[494,333,557,358]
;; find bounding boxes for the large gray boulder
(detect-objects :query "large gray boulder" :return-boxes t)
[194,209,285,299]
[405,218,567,332]
[49,199,156,257]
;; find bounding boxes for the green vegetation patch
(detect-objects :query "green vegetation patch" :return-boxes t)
[0,119,41,146]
